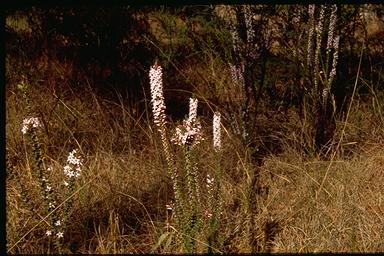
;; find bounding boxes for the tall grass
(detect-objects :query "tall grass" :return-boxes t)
[6,65,383,253]
[6,5,384,254]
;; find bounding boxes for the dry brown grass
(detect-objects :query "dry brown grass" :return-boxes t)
[6,56,384,254]
[262,145,384,252]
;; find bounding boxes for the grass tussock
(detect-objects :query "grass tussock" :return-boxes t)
[263,147,384,252]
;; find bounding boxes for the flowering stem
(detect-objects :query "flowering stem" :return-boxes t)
[185,145,197,210]
[207,111,223,252]
[149,63,186,241]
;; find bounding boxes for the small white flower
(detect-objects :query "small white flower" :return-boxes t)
[55,220,61,226]
[64,165,71,173]
[21,125,28,134]
[205,210,213,219]
[322,88,329,99]
[67,149,82,166]
[64,165,75,178]
[64,181,69,187]
[45,185,52,192]
[56,232,64,238]
[21,117,41,134]
[46,230,52,236]
[207,174,214,185]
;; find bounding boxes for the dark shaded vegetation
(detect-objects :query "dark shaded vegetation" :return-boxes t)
[6,6,157,108]
[6,5,383,121]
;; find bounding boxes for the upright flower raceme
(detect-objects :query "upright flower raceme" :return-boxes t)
[327,5,338,51]
[314,5,326,91]
[328,35,340,85]
[243,5,255,45]
[54,149,83,241]
[149,64,167,131]
[213,112,221,152]
[229,63,245,89]
[205,173,215,219]
[227,6,241,56]
[149,62,182,189]
[327,6,340,89]
[188,98,198,123]
[307,4,316,68]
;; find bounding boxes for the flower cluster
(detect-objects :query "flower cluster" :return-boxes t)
[307,5,316,68]
[229,63,245,89]
[227,7,241,56]
[63,149,82,181]
[316,5,326,36]
[188,98,198,123]
[149,64,167,130]
[47,149,82,241]
[171,98,204,147]
[206,174,214,188]
[21,117,41,134]
[205,174,215,219]
[204,173,215,219]
[213,112,222,152]
[328,35,340,85]
[243,5,255,44]
[46,229,63,238]
[326,5,338,50]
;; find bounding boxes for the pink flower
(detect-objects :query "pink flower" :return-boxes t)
[149,64,167,130]
[171,98,204,147]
